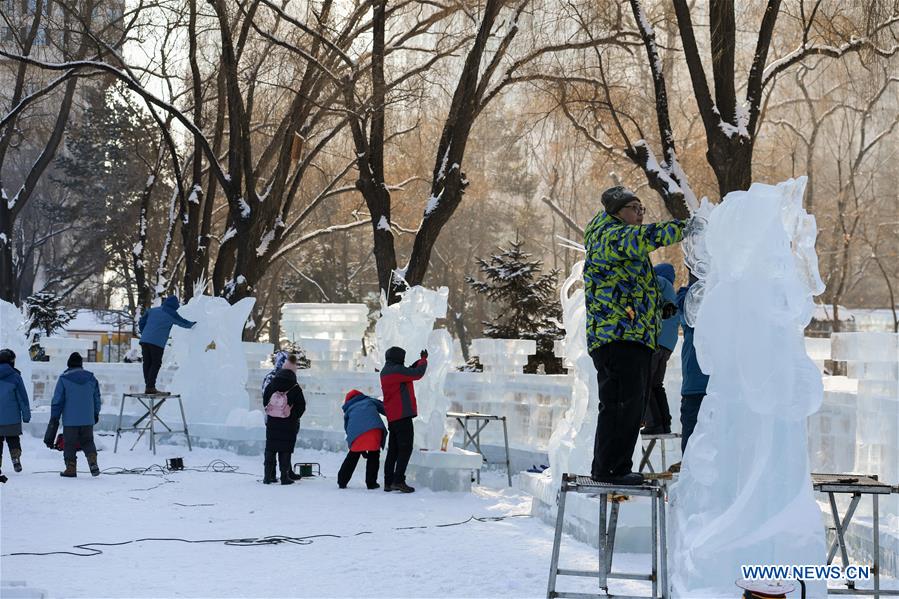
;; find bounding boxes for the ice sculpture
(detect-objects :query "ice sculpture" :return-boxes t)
[669,177,827,598]
[0,300,34,402]
[374,286,451,449]
[545,260,598,489]
[166,294,257,425]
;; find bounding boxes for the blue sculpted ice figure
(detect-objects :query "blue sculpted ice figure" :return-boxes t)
[375,285,451,449]
[0,300,34,402]
[669,177,827,598]
[167,291,256,425]
[546,259,601,489]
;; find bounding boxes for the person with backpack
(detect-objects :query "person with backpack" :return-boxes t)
[262,354,305,485]
[0,348,30,479]
[47,352,102,477]
[338,389,387,490]
[138,295,196,394]
[380,346,427,493]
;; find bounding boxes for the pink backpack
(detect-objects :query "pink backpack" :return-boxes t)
[265,389,293,418]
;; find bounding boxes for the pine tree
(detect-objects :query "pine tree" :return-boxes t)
[25,292,77,338]
[466,239,564,373]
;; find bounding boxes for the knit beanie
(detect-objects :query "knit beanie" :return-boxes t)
[601,186,638,215]
[67,352,83,369]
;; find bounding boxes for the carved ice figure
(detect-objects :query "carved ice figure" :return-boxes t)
[375,286,450,449]
[545,260,598,489]
[166,294,256,425]
[669,177,827,598]
[0,300,34,402]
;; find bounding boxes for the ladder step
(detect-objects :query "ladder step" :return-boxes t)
[555,569,653,582]
[553,592,656,599]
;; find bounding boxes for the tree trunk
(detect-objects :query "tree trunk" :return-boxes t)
[0,205,14,302]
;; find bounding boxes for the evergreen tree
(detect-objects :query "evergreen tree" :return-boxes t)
[25,292,77,338]
[466,239,564,373]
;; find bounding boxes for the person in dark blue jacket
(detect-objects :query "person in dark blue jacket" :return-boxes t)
[676,278,710,454]
[138,295,196,394]
[0,348,30,478]
[49,352,102,477]
[338,389,387,490]
[642,263,679,434]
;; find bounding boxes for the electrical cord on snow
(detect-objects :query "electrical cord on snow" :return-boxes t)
[3,514,533,558]
[32,459,255,478]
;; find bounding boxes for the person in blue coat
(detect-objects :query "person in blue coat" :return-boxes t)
[138,295,196,394]
[0,348,30,478]
[676,277,710,454]
[49,353,102,477]
[641,263,679,435]
[337,389,387,490]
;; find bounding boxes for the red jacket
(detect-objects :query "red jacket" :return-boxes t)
[380,352,427,423]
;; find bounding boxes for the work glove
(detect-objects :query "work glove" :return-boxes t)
[420,350,428,360]
[661,302,677,319]
[44,418,60,449]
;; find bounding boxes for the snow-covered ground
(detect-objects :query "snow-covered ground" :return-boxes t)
[1,432,650,599]
[4,432,897,598]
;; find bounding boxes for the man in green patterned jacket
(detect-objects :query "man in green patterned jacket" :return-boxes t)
[584,186,685,485]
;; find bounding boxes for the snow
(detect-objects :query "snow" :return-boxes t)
[221,227,237,244]
[376,215,390,231]
[62,309,133,333]
[238,197,251,218]
[436,144,451,182]
[187,184,201,205]
[132,241,143,256]
[424,189,443,216]
[670,177,828,598]
[256,229,276,257]
[1,433,621,599]
[0,233,7,246]
[633,1,664,76]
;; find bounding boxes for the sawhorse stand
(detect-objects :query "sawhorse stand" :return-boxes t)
[547,474,667,599]
[638,433,680,474]
[447,411,512,486]
[114,393,192,455]
[812,473,899,597]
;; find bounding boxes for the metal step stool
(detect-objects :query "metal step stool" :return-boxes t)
[638,432,680,474]
[547,474,667,599]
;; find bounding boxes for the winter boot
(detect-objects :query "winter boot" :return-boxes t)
[87,453,100,477]
[10,447,22,473]
[60,459,77,478]
[392,481,415,493]
[278,451,294,485]
[263,451,277,484]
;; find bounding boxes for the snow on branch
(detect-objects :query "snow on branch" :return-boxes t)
[762,20,899,90]
[271,220,369,261]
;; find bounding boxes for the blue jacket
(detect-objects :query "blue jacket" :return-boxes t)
[0,363,30,426]
[139,296,195,348]
[676,285,709,396]
[654,264,678,352]
[51,367,102,427]
[342,390,387,449]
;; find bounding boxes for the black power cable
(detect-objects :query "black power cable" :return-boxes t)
[3,514,532,558]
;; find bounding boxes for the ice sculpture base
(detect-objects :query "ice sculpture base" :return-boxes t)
[520,472,655,552]
[406,448,482,493]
